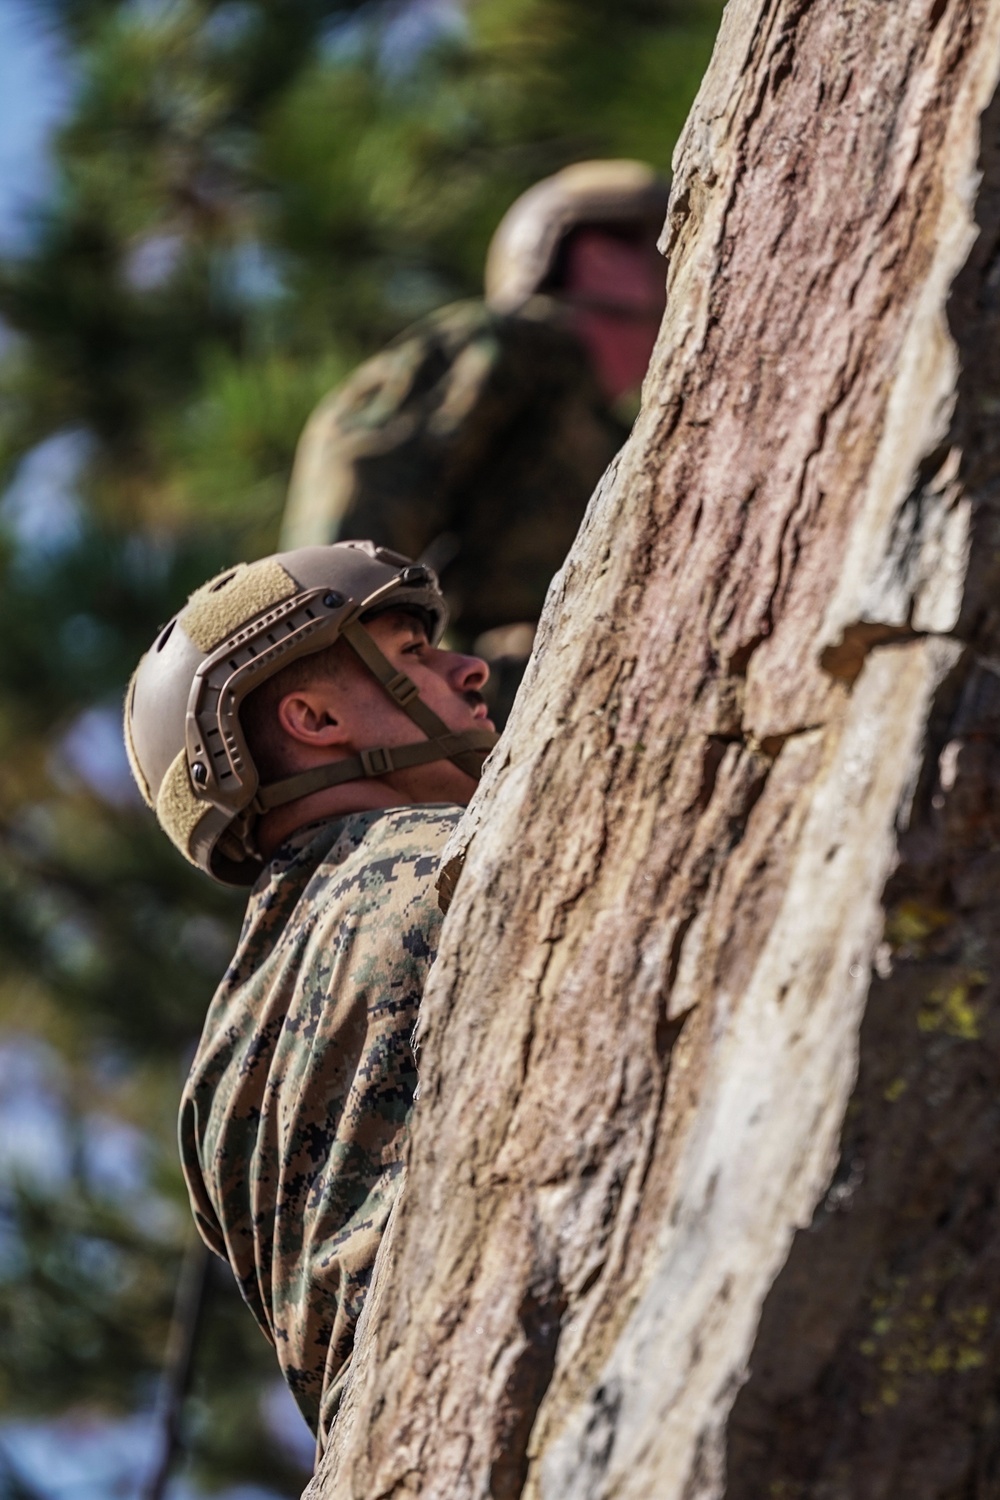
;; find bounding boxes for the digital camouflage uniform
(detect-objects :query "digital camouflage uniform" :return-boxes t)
[281,297,629,645]
[178,802,461,1445]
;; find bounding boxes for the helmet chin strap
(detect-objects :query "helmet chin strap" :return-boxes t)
[252,615,498,814]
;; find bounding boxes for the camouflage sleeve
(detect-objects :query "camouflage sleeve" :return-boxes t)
[177,806,462,1442]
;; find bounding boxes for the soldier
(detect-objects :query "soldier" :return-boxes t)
[123,541,498,1452]
[281,160,670,718]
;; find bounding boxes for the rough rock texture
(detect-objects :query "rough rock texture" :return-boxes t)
[306,0,1000,1494]
[724,76,1000,1500]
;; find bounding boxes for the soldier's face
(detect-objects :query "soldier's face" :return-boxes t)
[563,227,666,403]
[336,609,494,805]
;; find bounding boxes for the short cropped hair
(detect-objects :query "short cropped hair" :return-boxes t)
[239,606,433,785]
[240,639,356,784]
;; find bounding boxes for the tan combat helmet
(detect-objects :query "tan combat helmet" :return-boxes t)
[124,541,497,886]
[484,159,671,314]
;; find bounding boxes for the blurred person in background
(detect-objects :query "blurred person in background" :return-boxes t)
[281,160,670,721]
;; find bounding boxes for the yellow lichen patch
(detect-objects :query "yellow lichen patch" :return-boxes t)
[918,975,984,1040]
[884,1076,908,1102]
[859,1287,991,1388]
[950,1304,988,1339]
[885,900,952,955]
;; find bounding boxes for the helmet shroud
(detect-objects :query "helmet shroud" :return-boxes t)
[484,159,671,314]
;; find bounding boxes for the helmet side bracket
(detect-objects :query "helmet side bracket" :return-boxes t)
[186,587,358,812]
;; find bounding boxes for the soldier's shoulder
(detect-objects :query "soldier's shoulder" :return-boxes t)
[298,301,490,438]
[417,294,584,360]
[323,296,581,413]
[295,804,462,913]
[214,805,461,1002]
[350,803,464,868]
[355,299,498,378]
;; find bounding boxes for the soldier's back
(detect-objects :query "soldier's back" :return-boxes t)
[282,298,628,643]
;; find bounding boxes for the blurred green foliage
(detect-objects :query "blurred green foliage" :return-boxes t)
[0,0,721,1493]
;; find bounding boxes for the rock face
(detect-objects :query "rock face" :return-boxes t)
[306,0,1000,1495]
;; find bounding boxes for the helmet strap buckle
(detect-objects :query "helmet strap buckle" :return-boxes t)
[384,672,419,706]
[359,746,395,777]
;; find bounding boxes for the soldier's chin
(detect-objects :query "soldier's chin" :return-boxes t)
[447,766,481,807]
[410,760,479,807]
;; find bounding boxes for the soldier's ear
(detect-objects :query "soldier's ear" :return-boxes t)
[277,688,350,749]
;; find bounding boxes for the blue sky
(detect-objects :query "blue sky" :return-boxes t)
[0,1,71,254]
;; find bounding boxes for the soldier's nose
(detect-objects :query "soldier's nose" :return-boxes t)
[452,653,490,691]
